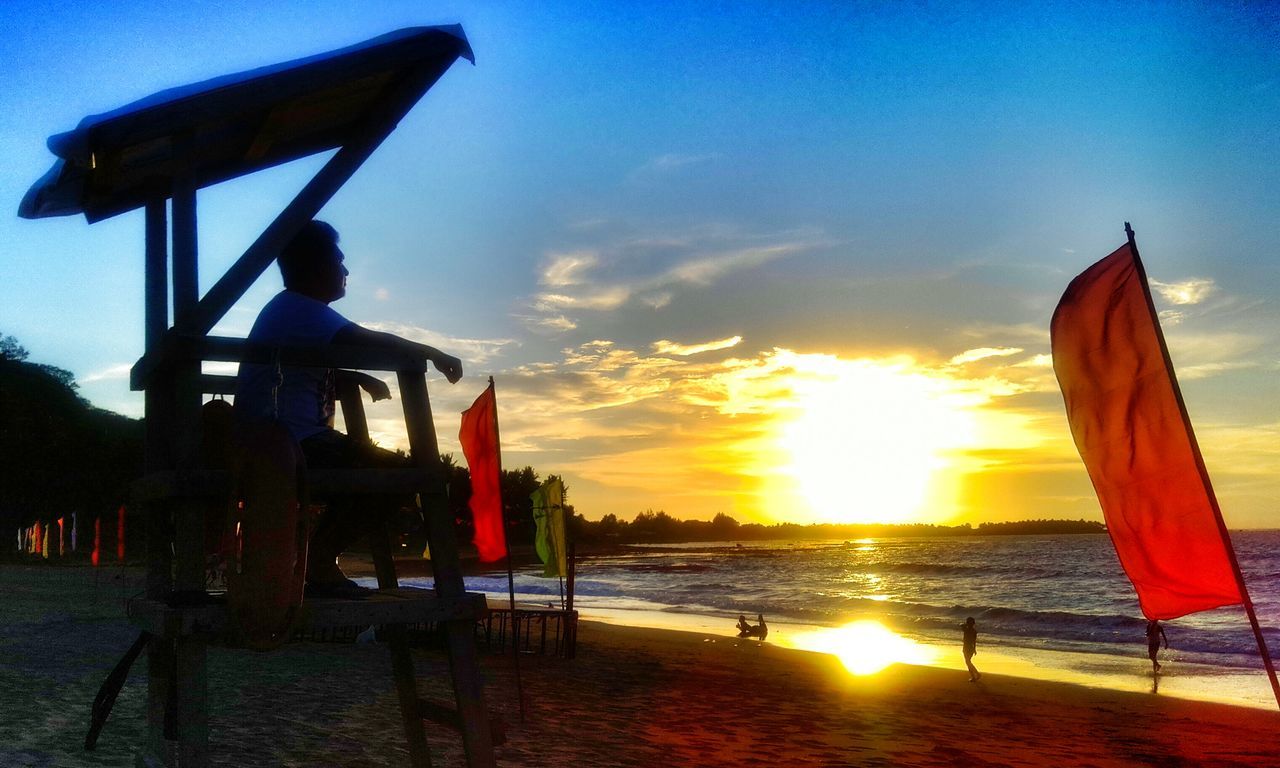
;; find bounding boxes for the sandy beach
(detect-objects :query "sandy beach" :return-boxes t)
[5,562,1280,768]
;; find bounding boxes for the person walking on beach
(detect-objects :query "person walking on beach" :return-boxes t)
[1146,619,1168,673]
[962,617,981,682]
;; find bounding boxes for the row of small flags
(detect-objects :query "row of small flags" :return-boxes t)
[16,505,125,565]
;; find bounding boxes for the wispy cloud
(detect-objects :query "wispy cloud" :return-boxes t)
[362,321,516,365]
[652,336,743,356]
[632,152,721,177]
[948,347,1023,366]
[1150,277,1216,306]
[522,228,820,332]
[80,363,132,383]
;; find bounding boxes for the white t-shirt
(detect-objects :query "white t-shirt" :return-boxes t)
[233,290,352,442]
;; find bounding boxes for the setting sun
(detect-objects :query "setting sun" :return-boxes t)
[776,355,978,524]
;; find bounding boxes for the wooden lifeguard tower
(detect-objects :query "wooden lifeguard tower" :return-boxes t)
[20,26,496,767]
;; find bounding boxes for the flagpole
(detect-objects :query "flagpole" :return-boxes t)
[1126,222,1280,710]
[488,376,527,721]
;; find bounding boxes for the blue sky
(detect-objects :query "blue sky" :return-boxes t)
[3,2,1279,525]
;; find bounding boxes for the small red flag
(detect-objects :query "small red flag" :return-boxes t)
[1051,239,1241,620]
[459,382,507,562]
[92,517,101,567]
[117,505,126,562]
[57,517,65,557]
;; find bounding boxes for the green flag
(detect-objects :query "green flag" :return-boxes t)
[531,478,567,578]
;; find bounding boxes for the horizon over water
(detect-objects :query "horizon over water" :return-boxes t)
[393,530,1280,710]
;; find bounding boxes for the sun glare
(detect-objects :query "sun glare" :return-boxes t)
[785,620,937,676]
[776,355,977,524]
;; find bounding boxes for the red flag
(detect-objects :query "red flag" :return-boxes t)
[57,517,65,557]
[459,382,507,562]
[1051,239,1241,620]
[117,505,126,562]
[92,517,101,567]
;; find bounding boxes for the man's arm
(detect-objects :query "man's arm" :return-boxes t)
[332,323,463,383]
[335,370,391,401]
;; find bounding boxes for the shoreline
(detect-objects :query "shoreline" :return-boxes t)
[406,570,1280,713]
[8,562,1280,766]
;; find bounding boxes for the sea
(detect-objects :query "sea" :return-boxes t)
[413,530,1280,709]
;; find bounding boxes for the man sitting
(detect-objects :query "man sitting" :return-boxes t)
[234,220,463,595]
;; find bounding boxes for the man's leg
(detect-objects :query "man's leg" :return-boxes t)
[301,430,412,584]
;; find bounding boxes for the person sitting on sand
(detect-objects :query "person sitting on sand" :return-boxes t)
[737,613,769,640]
[1146,619,1168,673]
[962,617,981,682]
[234,220,464,597]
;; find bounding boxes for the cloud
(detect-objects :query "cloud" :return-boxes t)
[1150,278,1216,306]
[632,152,721,177]
[522,228,819,331]
[541,251,599,287]
[80,363,132,383]
[1013,354,1053,368]
[518,313,578,333]
[948,347,1023,366]
[375,287,390,301]
[652,336,743,356]
[362,321,516,365]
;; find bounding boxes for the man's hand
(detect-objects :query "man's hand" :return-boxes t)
[431,352,463,384]
[360,376,392,402]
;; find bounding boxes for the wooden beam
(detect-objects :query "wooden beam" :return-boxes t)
[131,467,443,503]
[125,590,488,636]
[171,173,198,332]
[191,63,444,336]
[145,201,168,350]
[337,380,371,444]
[398,370,496,767]
[131,336,427,391]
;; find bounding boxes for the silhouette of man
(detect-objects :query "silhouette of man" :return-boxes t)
[1146,619,1168,673]
[234,220,463,594]
[962,616,980,681]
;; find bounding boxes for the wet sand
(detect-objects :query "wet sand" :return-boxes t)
[4,563,1279,767]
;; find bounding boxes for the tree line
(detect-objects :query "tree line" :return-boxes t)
[566,510,1106,545]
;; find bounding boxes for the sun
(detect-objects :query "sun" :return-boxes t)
[775,355,976,524]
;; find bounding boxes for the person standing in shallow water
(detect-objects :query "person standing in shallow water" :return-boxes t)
[962,617,981,682]
[1146,619,1168,673]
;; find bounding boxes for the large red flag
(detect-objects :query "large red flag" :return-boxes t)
[459,382,507,562]
[1051,238,1241,620]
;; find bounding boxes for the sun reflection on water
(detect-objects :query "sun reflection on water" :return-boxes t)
[785,620,937,675]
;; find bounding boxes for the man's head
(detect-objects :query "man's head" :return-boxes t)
[278,220,347,303]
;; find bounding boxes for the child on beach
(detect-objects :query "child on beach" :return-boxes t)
[962,617,980,682]
[1146,620,1168,673]
[736,613,768,640]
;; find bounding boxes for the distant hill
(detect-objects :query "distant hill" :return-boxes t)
[0,335,142,537]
